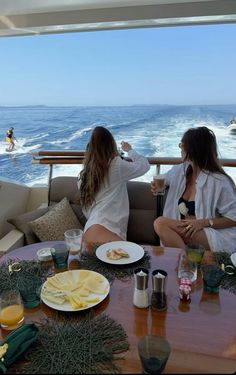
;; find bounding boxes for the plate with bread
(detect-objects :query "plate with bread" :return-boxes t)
[95,241,144,265]
[41,269,110,311]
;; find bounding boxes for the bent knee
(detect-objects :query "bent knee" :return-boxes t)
[153,216,169,235]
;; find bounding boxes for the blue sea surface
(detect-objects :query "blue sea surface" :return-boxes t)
[0,104,236,185]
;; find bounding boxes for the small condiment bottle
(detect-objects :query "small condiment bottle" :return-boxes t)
[151,269,168,311]
[133,268,149,308]
[180,277,192,287]
[179,284,191,302]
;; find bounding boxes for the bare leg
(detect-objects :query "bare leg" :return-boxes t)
[190,231,211,251]
[154,217,186,249]
[154,216,210,250]
[83,224,123,252]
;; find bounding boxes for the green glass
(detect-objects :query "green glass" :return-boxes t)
[50,243,69,269]
[138,335,171,374]
[17,273,42,308]
[201,264,225,293]
[186,244,205,265]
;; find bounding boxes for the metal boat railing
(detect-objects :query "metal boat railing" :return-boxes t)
[31,149,236,189]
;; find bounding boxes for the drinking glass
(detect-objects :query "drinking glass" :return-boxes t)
[201,264,225,293]
[178,250,197,282]
[0,290,24,331]
[152,174,166,196]
[64,229,83,256]
[138,335,171,374]
[17,273,42,308]
[186,243,205,266]
[50,243,70,269]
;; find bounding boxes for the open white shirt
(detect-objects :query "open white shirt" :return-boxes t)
[79,149,150,240]
[164,163,236,253]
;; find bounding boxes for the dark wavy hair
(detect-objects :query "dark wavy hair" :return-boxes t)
[78,126,118,208]
[181,126,234,184]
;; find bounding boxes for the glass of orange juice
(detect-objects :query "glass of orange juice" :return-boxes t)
[0,290,24,331]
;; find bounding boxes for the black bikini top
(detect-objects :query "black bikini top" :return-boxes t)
[178,196,195,219]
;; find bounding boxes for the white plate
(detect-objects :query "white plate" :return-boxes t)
[230,252,236,267]
[41,270,110,312]
[96,241,144,265]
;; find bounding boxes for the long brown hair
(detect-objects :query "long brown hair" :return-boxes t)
[182,126,234,185]
[78,126,118,208]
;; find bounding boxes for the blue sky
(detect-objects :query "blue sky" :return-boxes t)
[0,23,236,106]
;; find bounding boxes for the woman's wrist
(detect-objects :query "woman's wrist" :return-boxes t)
[203,219,213,228]
[201,219,209,228]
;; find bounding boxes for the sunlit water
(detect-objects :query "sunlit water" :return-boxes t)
[0,104,236,186]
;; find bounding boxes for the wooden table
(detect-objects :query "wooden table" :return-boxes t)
[1,243,236,374]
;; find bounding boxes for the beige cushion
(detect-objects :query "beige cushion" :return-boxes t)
[127,181,158,244]
[7,207,49,245]
[29,197,83,242]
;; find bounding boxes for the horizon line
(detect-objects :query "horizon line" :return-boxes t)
[0,103,236,108]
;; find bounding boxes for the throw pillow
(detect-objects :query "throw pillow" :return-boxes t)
[7,207,49,245]
[29,197,83,242]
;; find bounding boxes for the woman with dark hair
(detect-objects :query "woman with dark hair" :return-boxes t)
[78,126,150,246]
[152,126,236,253]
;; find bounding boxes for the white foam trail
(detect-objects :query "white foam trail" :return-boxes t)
[49,127,93,145]
[0,138,41,155]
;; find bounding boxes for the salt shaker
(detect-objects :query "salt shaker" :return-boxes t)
[151,269,168,311]
[133,268,149,308]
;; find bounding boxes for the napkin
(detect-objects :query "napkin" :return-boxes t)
[0,323,39,373]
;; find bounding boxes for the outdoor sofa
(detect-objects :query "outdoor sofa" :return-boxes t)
[5,176,167,249]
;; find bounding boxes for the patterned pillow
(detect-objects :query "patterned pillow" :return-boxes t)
[29,197,83,241]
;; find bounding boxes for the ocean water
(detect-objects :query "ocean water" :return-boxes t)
[0,104,236,186]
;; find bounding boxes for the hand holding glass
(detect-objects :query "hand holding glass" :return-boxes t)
[152,174,166,196]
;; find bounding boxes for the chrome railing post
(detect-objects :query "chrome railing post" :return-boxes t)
[156,164,160,174]
[47,164,53,207]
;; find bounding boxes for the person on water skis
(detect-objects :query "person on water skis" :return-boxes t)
[5,127,17,151]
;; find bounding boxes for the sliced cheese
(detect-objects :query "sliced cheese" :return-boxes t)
[83,277,107,294]
[76,270,90,283]
[43,270,108,308]
[84,297,100,303]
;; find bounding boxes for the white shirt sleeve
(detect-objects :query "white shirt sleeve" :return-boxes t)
[119,149,150,181]
[217,179,236,221]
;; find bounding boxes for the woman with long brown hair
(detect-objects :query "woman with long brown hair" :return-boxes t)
[152,126,236,253]
[78,126,150,245]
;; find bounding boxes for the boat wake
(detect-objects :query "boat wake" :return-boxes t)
[0,138,41,155]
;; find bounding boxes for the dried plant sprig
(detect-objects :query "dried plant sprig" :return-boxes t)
[0,259,52,294]
[18,312,129,374]
[80,250,151,282]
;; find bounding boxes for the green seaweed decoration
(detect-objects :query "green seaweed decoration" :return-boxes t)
[214,251,236,295]
[80,249,151,283]
[18,312,129,374]
[0,259,52,294]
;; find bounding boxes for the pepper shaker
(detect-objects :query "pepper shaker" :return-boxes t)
[151,269,168,311]
[133,268,149,308]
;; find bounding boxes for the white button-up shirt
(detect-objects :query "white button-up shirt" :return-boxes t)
[164,162,236,253]
[81,149,150,240]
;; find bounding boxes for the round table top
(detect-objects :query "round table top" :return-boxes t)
[1,245,236,374]
[3,241,65,261]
